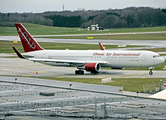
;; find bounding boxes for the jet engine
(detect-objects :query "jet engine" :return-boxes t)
[85,63,100,73]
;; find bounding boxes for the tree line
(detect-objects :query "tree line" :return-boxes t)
[0,13,53,26]
[81,7,166,28]
[46,15,81,27]
[0,7,166,28]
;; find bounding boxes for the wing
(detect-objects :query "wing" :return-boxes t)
[13,47,108,67]
[28,58,107,67]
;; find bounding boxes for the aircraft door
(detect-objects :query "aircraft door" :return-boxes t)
[142,54,146,61]
[42,53,46,59]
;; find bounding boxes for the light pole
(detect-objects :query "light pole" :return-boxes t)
[160,79,162,91]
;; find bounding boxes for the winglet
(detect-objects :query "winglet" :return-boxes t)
[99,42,105,50]
[12,47,25,59]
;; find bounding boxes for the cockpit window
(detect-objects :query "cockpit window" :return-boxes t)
[153,55,160,58]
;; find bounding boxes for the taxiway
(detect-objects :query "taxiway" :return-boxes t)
[0,57,165,79]
[0,35,166,48]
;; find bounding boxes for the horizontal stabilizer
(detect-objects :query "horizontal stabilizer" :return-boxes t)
[12,47,25,59]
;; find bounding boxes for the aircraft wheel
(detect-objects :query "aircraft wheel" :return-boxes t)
[75,70,84,74]
[149,71,153,75]
[81,70,84,74]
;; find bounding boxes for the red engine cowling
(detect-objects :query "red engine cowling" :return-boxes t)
[85,63,100,73]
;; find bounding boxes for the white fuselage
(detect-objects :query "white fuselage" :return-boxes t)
[24,49,165,68]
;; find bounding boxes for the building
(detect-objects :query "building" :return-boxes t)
[87,24,104,31]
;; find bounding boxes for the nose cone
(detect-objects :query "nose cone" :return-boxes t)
[160,57,165,64]
[154,57,165,66]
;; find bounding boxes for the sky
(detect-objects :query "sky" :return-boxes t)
[0,0,166,13]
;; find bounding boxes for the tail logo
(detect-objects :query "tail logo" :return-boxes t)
[18,27,36,49]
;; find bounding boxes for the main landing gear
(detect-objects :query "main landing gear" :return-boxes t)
[149,67,153,75]
[75,69,84,74]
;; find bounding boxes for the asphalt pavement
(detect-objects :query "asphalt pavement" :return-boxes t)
[0,57,166,79]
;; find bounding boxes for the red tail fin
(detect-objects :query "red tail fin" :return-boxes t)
[15,23,44,52]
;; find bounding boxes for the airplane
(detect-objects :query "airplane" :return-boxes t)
[13,23,165,75]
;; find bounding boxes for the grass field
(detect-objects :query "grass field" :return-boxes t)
[40,77,166,93]
[0,23,83,36]
[0,23,166,37]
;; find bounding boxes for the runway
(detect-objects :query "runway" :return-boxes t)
[0,57,165,79]
[33,31,166,37]
[1,35,166,48]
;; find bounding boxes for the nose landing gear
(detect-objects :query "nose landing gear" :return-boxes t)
[149,67,153,75]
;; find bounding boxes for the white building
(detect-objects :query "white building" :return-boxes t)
[87,24,103,31]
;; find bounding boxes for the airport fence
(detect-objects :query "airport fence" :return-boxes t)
[143,80,165,94]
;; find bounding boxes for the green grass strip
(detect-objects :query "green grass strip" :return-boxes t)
[38,77,166,93]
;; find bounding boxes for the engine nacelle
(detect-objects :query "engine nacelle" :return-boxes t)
[85,63,100,73]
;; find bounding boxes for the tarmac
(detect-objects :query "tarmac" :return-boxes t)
[0,57,166,79]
